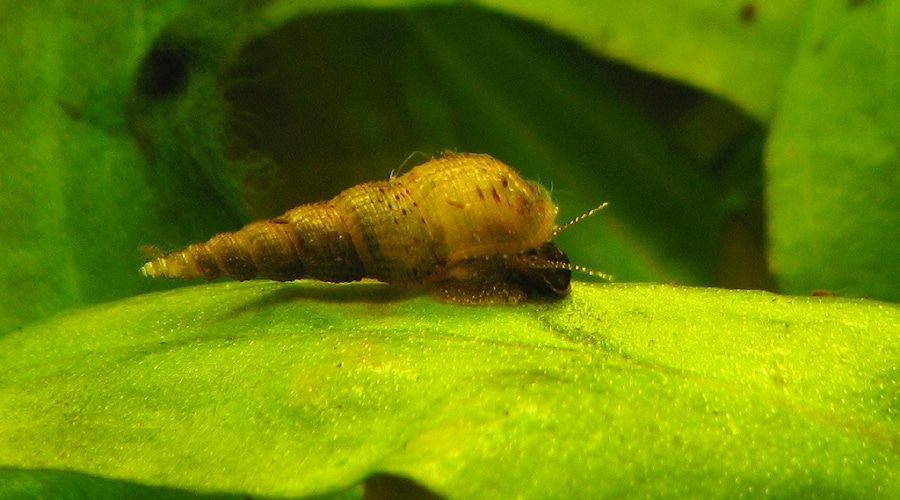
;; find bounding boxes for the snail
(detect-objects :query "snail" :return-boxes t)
[141,152,610,303]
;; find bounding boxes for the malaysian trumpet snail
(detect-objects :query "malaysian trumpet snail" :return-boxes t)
[141,152,610,303]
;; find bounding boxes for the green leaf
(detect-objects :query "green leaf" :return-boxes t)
[0,468,271,500]
[2,282,898,498]
[256,1,803,121]
[0,1,250,334]
[766,1,900,300]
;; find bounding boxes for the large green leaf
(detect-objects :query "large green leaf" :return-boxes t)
[0,1,249,334]
[2,282,898,498]
[766,1,900,300]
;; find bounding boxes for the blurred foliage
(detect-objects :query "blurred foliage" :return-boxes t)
[2,1,897,333]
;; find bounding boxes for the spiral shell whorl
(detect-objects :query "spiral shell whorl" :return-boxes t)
[141,204,367,282]
[140,153,559,288]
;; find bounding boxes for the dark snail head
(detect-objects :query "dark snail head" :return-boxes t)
[506,242,572,300]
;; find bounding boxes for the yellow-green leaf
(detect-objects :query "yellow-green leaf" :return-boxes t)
[2,282,898,498]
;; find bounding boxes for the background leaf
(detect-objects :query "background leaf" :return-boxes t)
[1,282,898,497]
[256,0,806,120]
[766,0,900,300]
[0,1,249,334]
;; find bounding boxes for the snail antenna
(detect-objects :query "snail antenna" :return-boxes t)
[551,202,609,238]
[567,263,615,282]
[525,252,615,282]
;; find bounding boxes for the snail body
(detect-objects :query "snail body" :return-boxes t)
[142,152,573,303]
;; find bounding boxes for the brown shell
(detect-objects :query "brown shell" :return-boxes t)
[141,152,568,303]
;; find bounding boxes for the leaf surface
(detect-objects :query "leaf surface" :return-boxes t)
[2,282,898,498]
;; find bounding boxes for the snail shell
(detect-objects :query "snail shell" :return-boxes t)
[141,152,570,303]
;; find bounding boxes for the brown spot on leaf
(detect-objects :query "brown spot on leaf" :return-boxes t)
[739,3,756,24]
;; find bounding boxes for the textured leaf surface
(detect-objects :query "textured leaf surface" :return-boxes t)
[1,282,898,498]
